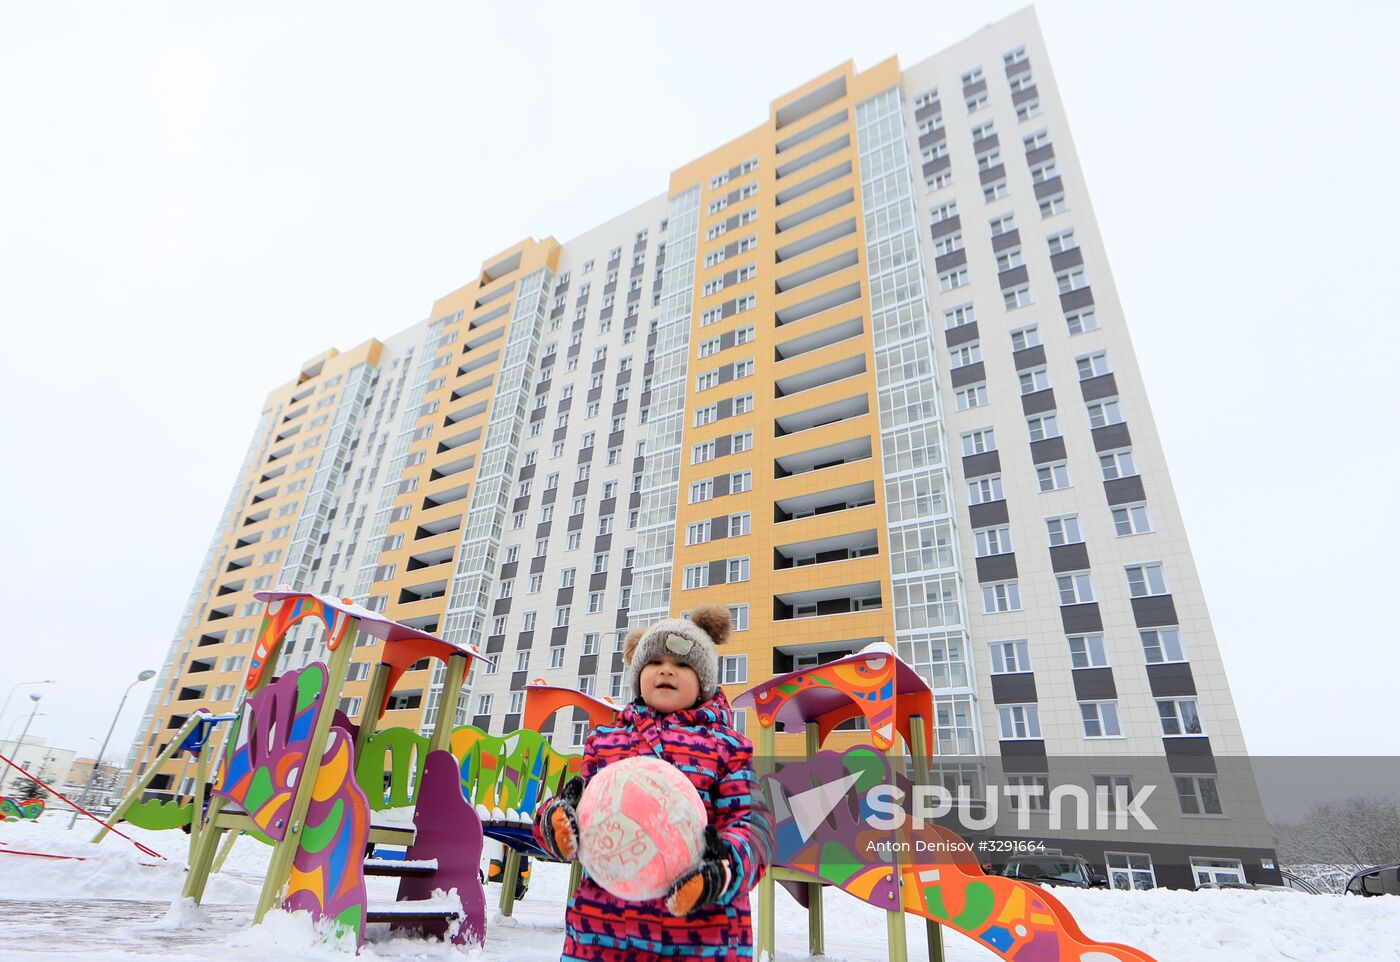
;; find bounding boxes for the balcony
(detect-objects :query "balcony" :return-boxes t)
[457,347,500,376]
[775,218,857,264]
[775,436,872,479]
[405,546,454,572]
[775,281,861,327]
[430,455,475,482]
[775,161,852,208]
[422,483,469,510]
[774,529,879,571]
[775,134,850,180]
[773,635,881,675]
[398,579,448,605]
[774,582,882,621]
[774,354,866,398]
[775,316,864,362]
[775,74,847,130]
[776,108,847,154]
[436,426,482,454]
[775,394,869,437]
[774,481,876,523]
[775,189,854,235]
[414,514,462,540]
[188,658,215,674]
[774,249,859,295]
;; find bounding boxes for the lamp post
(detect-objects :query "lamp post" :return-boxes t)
[1,693,43,793]
[0,679,56,732]
[68,670,156,828]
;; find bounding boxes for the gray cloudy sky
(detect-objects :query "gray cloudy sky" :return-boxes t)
[2,2,1396,763]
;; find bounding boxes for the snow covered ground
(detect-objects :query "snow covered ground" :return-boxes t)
[2,812,1398,961]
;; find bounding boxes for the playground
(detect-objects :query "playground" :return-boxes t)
[2,590,1395,961]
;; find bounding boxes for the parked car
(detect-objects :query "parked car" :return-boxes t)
[1346,864,1400,897]
[1000,854,1106,889]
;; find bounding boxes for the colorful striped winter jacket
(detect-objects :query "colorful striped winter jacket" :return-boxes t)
[536,688,772,961]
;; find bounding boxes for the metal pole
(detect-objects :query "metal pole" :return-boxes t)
[2,696,43,793]
[0,680,55,735]
[69,671,155,829]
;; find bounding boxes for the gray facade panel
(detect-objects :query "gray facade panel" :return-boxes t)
[1033,175,1064,200]
[961,450,1001,478]
[1092,422,1132,452]
[950,361,985,389]
[1020,388,1056,416]
[1049,542,1091,573]
[975,552,1019,583]
[930,214,962,240]
[1050,247,1085,273]
[1059,286,1095,312]
[1146,662,1197,698]
[1104,475,1146,506]
[944,320,980,347]
[1132,594,1179,628]
[1012,344,1047,370]
[1071,667,1117,700]
[1029,436,1067,465]
[968,499,1009,528]
[1060,602,1103,634]
[998,264,1029,290]
[1079,373,1118,402]
[991,228,1021,253]
[990,672,1038,704]
[935,248,968,272]
[978,163,1007,186]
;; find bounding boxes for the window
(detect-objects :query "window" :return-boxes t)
[559,568,576,589]
[593,552,609,573]
[1126,562,1168,597]
[1026,412,1059,441]
[507,691,525,715]
[1157,698,1203,736]
[588,591,605,613]
[944,302,975,329]
[1093,774,1135,814]
[1175,775,1224,815]
[693,440,716,463]
[1003,285,1032,310]
[730,470,752,493]
[974,525,1012,557]
[968,475,1004,505]
[955,383,988,410]
[529,574,543,593]
[1046,514,1081,546]
[684,564,709,589]
[522,611,537,631]
[1006,774,1049,813]
[1038,191,1066,217]
[597,515,614,535]
[1141,627,1186,664]
[1100,449,1138,481]
[570,721,587,747]
[497,579,514,599]
[512,511,526,530]
[1030,159,1058,184]
[731,430,752,453]
[719,655,748,685]
[577,676,596,698]
[988,639,1030,673]
[1105,853,1156,891]
[1076,351,1110,380]
[1068,633,1108,669]
[939,267,969,291]
[982,178,1008,202]
[1066,308,1099,335]
[961,427,996,456]
[476,693,493,716]
[989,213,1015,236]
[1003,45,1027,66]
[555,606,571,627]
[1047,229,1077,255]
[1080,701,1122,738]
[966,90,988,112]
[696,371,719,391]
[694,404,718,427]
[1036,461,1070,491]
[549,646,566,669]
[515,650,529,672]
[728,604,749,631]
[933,232,963,256]
[1056,267,1088,294]
[997,704,1040,739]
[726,557,750,582]
[949,342,981,368]
[982,581,1021,613]
[686,521,711,545]
[1016,97,1042,122]
[582,632,600,656]
[1056,570,1095,605]
[1087,398,1124,429]
[976,147,1001,172]
[1010,324,1041,350]
[505,545,520,564]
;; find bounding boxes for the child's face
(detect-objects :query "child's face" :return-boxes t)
[639,654,700,714]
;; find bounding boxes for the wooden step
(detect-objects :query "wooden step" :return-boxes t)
[363,857,438,878]
[365,900,462,925]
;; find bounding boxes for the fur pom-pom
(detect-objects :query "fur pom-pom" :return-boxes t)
[622,627,646,664]
[688,604,732,646]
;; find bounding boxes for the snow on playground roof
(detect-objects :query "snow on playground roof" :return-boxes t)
[253,590,494,667]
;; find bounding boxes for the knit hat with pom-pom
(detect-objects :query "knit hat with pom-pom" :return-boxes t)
[622,604,732,701]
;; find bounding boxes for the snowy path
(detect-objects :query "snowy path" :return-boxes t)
[2,814,1397,961]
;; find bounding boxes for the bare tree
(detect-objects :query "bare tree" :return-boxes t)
[1272,795,1400,891]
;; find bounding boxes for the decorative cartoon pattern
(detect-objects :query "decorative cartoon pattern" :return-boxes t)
[285,725,370,943]
[214,663,328,840]
[244,594,354,692]
[763,746,1157,962]
[0,797,44,821]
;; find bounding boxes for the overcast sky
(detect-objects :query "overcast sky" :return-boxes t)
[2,2,1396,765]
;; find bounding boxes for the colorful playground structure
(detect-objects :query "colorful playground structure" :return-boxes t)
[94,591,1157,961]
[0,796,45,822]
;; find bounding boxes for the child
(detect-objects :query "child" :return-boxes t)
[532,604,771,962]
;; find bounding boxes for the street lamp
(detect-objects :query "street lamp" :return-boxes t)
[0,693,43,793]
[68,669,156,828]
[0,679,56,732]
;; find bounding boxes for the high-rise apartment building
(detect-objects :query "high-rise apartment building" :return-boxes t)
[128,9,1274,890]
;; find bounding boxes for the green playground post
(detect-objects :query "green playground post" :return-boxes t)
[906,714,944,962]
[94,713,205,844]
[804,722,825,957]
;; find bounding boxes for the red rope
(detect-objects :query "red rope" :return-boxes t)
[0,752,166,860]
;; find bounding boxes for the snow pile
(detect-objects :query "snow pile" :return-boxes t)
[4,812,1400,960]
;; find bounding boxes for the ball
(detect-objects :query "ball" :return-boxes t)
[576,755,708,902]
